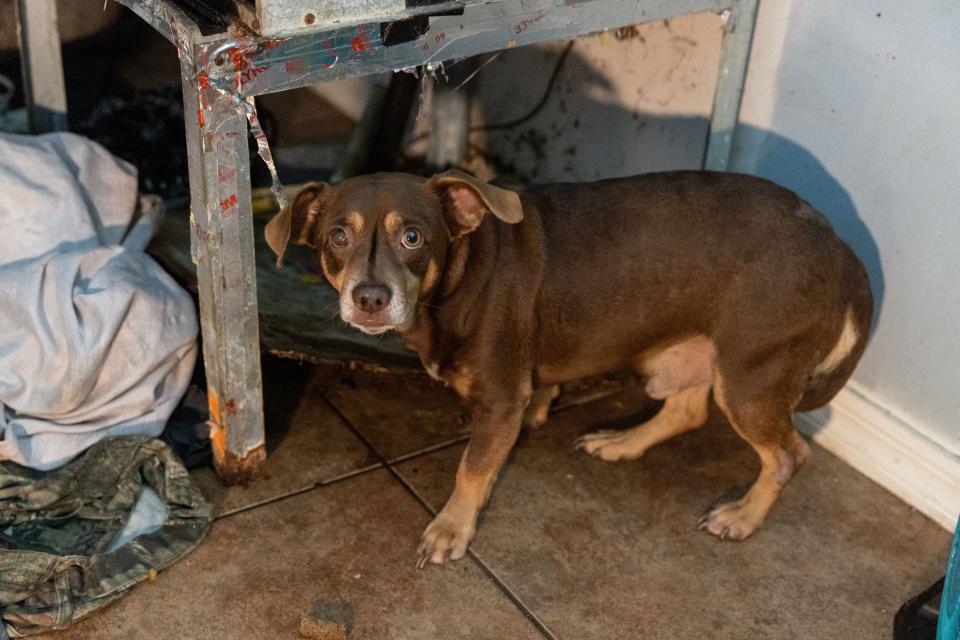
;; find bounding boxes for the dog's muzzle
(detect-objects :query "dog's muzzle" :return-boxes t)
[341,281,409,334]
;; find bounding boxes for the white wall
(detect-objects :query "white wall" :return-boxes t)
[731,0,960,456]
[471,13,723,181]
[407,13,724,181]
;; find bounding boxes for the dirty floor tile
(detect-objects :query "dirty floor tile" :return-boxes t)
[192,357,377,515]
[394,392,951,640]
[324,367,470,460]
[56,469,542,640]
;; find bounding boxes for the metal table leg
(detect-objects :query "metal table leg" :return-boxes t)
[703,0,759,171]
[180,54,267,484]
[15,0,68,133]
[427,60,478,171]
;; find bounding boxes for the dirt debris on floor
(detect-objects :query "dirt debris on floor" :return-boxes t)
[299,600,353,640]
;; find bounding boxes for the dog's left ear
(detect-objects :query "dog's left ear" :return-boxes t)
[265,182,327,266]
[427,169,523,236]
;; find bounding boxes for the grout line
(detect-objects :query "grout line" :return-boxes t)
[321,396,559,640]
[215,463,384,519]
[212,430,471,520]
[213,381,637,520]
[387,434,471,464]
[464,547,560,640]
[550,384,637,414]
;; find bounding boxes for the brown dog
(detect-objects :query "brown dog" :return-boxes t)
[265,170,872,567]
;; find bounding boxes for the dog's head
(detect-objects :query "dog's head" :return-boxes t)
[265,170,523,335]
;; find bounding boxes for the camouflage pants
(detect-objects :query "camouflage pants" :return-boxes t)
[0,437,212,637]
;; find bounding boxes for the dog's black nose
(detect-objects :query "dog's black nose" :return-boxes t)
[352,283,392,313]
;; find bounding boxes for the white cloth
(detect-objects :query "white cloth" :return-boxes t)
[0,132,198,470]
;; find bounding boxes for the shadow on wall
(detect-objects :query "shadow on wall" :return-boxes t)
[473,43,716,181]
[732,127,885,330]
[469,45,884,330]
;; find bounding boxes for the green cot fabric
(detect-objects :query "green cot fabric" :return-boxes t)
[0,436,212,637]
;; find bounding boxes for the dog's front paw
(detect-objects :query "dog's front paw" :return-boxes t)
[574,430,645,461]
[697,500,762,541]
[417,512,475,568]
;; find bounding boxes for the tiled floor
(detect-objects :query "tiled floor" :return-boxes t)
[56,358,951,639]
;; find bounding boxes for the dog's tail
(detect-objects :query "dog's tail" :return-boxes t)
[797,263,874,412]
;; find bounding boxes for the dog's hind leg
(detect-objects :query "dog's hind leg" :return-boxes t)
[699,370,810,540]
[523,385,560,429]
[575,383,710,461]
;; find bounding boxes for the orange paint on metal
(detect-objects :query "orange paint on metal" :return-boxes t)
[208,390,225,459]
[351,32,371,52]
[228,47,249,71]
[220,194,239,212]
[208,389,221,425]
[207,390,266,486]
[238,64,271,86]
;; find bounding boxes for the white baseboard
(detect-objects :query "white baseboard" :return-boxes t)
[797,383,960,532]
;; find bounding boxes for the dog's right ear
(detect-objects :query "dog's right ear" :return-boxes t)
[427,170,523,237]
[265,182,327,266]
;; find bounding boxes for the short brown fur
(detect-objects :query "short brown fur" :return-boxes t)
[266,170,873,565]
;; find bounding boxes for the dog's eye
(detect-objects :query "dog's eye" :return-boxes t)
[401,227,423,249]
[329,227,349,248]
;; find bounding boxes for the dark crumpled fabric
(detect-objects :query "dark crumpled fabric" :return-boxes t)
[0,436,212,637]
[161,385,212,470]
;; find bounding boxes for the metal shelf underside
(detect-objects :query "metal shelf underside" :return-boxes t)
[119,0,738,97]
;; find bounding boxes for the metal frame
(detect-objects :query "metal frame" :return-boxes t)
[254,0,488,37]
[18,0,758,482]
[15,0,68,133]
